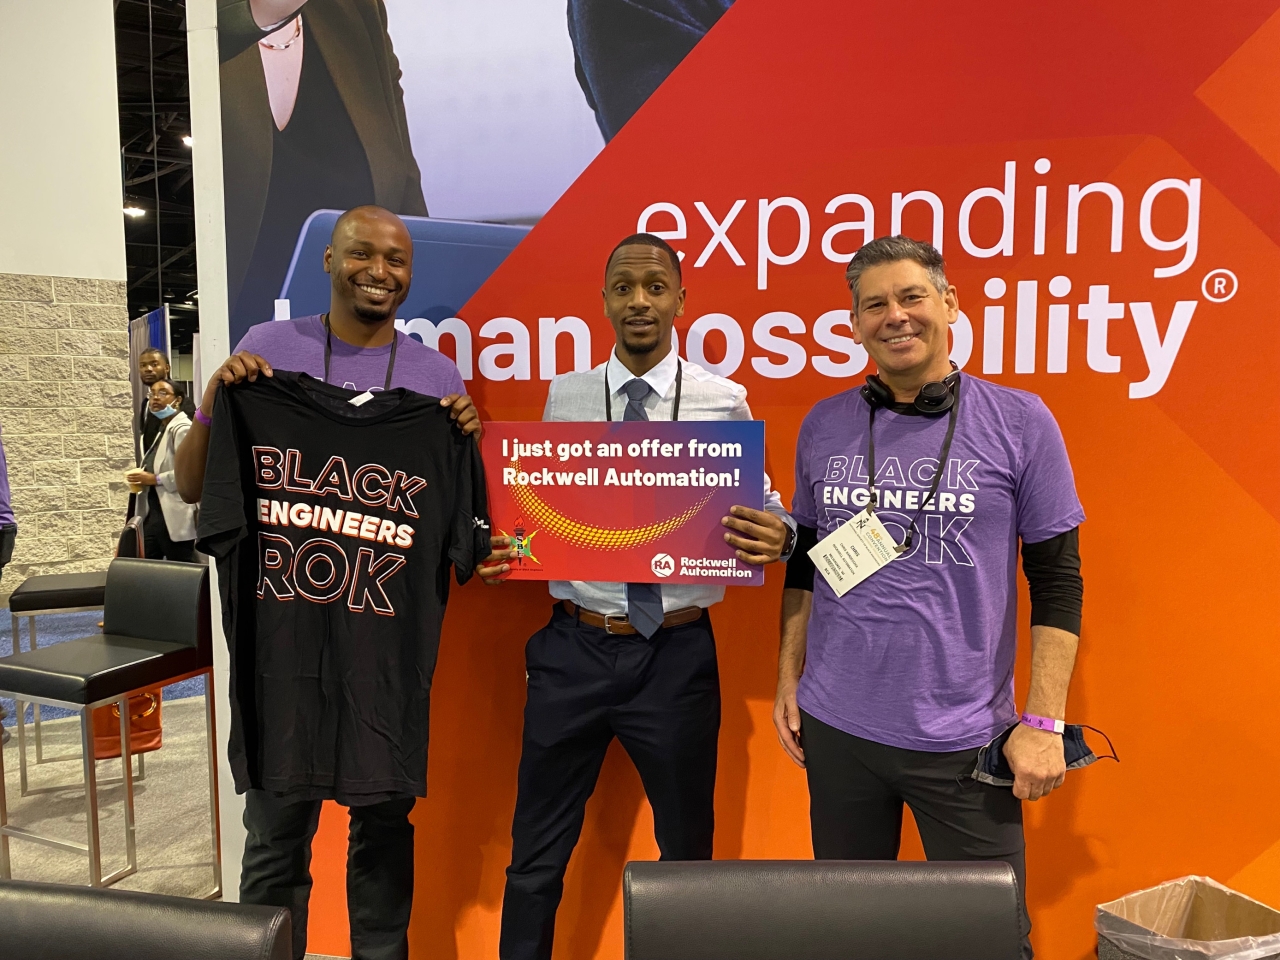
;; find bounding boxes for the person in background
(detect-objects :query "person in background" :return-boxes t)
[137,347,172,458]
[0,419,15,583]
[126,379,198,563]
[0,420,14,744]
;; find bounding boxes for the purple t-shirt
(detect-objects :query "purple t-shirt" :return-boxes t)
[234,315,465,398]
[792,374,1085,752]
[0,423,14,527]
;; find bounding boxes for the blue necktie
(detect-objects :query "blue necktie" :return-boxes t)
[622,378,663,639]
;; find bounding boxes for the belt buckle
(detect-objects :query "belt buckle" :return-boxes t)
[603,614,630,635]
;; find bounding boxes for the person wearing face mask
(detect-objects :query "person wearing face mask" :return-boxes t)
[776,236,1085,960]
[126,379,199,563]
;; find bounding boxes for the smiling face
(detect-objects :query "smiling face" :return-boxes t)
[324,208,413,324]
[602,244,685,370]
[148,379,179,412]
[851,259,958,390]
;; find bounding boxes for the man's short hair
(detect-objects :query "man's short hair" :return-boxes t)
[139,347,167,362]
[845,235,949,307]
[605,233,682,283]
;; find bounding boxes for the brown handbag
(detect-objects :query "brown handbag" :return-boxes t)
[92,689,163,760]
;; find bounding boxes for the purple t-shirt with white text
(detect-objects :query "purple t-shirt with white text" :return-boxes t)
[234,315,465,399]
[792,374,1085,752]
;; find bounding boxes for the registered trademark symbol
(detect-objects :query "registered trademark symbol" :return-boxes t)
[1202,268,1238,303]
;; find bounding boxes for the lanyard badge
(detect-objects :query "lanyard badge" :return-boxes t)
[809,381,961,597]
[323,313,399,405]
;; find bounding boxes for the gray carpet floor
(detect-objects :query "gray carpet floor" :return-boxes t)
[1,695,220,898]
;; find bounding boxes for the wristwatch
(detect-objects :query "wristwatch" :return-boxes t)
[780,523,797,562]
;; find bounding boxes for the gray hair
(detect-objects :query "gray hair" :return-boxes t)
[845,235,949,308]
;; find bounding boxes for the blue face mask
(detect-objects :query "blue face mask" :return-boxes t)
[152,404,178,420]
[971,723,1118,788]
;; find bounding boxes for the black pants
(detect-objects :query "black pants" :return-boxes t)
[801,710,1033,960]
[500,604,720,960]
[0,523,15,581]
[240,790,416,960]
[142,492,195,562]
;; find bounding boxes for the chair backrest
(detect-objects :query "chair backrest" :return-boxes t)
[115,516,145,558]
[623,860,1022,960]
[102,557,211,660]
[0,879,290,960]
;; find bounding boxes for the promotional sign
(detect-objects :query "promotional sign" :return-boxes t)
[482,421,765,584]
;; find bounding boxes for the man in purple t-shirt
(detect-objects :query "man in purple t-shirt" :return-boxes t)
[775,237,1085,960]
[175,205,511,960]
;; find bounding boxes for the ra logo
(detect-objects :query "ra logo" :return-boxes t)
[501,517,540,566]
[650,553,675,578]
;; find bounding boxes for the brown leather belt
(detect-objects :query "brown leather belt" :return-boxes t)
[561,599,704,635]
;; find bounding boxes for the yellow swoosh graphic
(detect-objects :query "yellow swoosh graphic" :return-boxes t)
[507,458,713,551]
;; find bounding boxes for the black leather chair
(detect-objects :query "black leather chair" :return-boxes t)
[0,559,221,892]
[0,879,291,960]
[8,570,111,769]
[623,860,1022,960]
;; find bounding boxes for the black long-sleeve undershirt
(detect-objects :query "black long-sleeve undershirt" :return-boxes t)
[784,524,1083,634]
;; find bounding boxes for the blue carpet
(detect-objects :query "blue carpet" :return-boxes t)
[0,608,204,726]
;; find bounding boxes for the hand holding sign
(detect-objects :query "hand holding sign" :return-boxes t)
[482,421,766,584]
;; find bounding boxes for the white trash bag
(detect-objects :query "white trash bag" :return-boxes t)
[1097,876,1280,960]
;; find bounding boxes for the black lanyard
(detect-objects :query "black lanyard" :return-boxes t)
[323,313,398,391]
[604,358,682,421]
[866,380,960,553]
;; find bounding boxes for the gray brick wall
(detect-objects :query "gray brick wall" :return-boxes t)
[0,272,134,604]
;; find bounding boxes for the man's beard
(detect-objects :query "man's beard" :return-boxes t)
[353,300,395,323]
[624,330,662,354]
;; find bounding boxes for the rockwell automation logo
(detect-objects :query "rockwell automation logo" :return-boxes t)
[651,553,675,578]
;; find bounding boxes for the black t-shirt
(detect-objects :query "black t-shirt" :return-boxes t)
[196,372,490,805]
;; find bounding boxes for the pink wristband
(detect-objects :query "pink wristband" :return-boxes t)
[194,408,212,427]
[1020,713,1065,734]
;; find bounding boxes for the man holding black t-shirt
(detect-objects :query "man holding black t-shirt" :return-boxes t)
[177,205,511,960]
[776,237,1085,960]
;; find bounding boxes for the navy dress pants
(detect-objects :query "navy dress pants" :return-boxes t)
[499,604,720,960]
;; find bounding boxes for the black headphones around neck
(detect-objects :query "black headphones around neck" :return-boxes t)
[861,366,961,415]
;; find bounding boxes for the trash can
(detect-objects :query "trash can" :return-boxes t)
[1097,876,1280,960]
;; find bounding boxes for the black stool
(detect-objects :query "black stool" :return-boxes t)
[8,571,111,777]
[0,558,222,891]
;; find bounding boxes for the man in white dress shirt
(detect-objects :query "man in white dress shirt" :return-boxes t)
[499,234,797,960]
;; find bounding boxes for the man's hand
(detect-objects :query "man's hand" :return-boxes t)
[773,677,805,768]
[1002,723,1067,801]
[441,394,481,438]
[201,351,274,415]
[722,506,787,564]
[125,469,157,487]
[475,534,514,584]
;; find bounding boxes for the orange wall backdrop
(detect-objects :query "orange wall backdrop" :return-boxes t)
[305,2,1280,957]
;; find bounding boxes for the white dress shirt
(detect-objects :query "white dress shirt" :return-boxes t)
[544,348,795,616]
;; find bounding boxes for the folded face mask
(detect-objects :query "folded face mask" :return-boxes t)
[972,723,1117,787]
